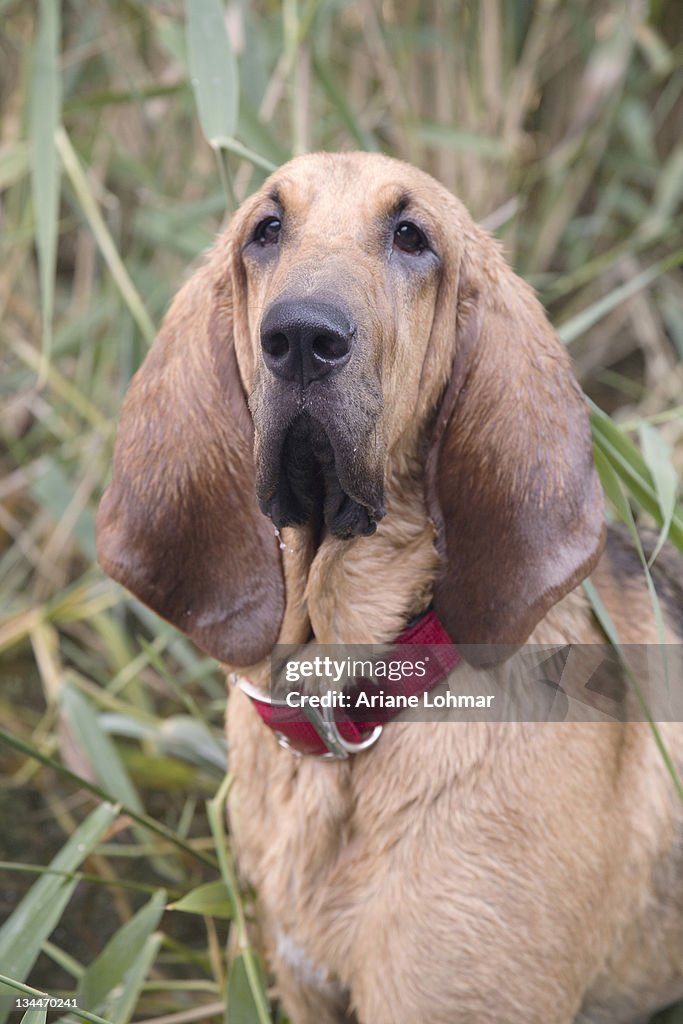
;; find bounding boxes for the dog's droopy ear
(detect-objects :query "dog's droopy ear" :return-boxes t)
[96,251,284,666]
[427,242,605,654]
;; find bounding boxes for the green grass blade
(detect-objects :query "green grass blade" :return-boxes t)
[226,955,267,1024]
[638,422,679,565]
[207,778,271,1024]
[592,446,669,677]
[185,0,239,145]
[59,685,186,883]
[592,446,632,525]
[0,862,178,900]
[0,978,113,1024]
[100,713,227,774]
[56,688,187,880]
[77,891,165,1013]
[0,728,218,870]
[0,802,119,1023]
[583,579,683,804]
[558,250,683,345]
[60,684,144,815]
[29,0,62,384]
[204,135,277,174]
[20,1010,46,1024]
[106,932,163,1024]
[592,443,673,773]
[590,404,683,552]
[54,127,155,345]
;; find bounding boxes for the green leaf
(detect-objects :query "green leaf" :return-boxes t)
[0,978,112,1024]
[106,932,162,1024]
[60,685,143,814]
[77,890,166,1013]
[593,444,633,528]
[29,0,61,380]
[226,955,267,1024]
[0,802,118,1024]
[208,779,271,1024]
[590,404,683,552]
[638,423,678,564]
[168,880,232,919]
[185,0,239,146]
[0,727,217,871]
[20,1011,46,1024]
[59,686,184,883]
[159,716,228,771]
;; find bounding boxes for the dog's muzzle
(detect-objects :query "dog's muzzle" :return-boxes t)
[257,412,381,538]
[252,298,385,539]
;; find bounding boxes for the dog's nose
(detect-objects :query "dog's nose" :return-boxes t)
[260,299,355,385]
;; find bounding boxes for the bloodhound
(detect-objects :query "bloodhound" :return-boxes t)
[97,153,683,1024]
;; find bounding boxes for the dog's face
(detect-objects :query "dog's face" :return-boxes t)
[96,152,605,666]
[229,153,456,539]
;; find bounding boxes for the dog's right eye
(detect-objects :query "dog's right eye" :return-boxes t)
[394,221,427,255]
[254,217,281,246]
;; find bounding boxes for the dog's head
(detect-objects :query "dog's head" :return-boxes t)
[97,152,604,666]
[231,154,466,541]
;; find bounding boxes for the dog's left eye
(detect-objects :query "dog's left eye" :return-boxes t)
[394,221,426,254]
[254,217,282,246]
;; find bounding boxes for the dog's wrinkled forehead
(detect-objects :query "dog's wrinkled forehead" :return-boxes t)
[267,152,415,213]
[244,151,453,250]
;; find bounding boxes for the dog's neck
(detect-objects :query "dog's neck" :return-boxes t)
[274,439,439,649]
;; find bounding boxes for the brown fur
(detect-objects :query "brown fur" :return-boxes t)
[97,153,683,1023]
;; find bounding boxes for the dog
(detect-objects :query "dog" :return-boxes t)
[97,152,683,1023]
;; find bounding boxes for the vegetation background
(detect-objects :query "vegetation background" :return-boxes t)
[1,1,683,1022]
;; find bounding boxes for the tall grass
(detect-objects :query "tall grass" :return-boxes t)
[1,2,682,1022]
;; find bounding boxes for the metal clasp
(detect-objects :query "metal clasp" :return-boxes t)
[300,703,383,760]
[236,678,382,760]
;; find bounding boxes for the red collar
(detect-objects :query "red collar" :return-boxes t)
[237,610,460,759]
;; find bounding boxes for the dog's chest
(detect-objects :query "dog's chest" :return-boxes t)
[226,689,683,1024]
[227,695,583,1011]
